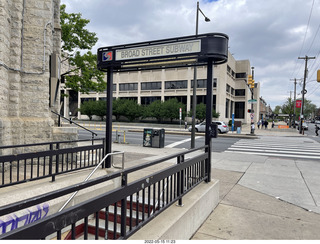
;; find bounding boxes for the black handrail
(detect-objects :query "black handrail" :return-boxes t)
[51,110,98,140]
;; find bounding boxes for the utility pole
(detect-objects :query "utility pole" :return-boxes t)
[293,79,297,128]
[191,1,210,148]
[290,78,302,128]
[298,56,315,134]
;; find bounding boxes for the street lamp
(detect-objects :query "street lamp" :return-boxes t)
[191,1,211,148]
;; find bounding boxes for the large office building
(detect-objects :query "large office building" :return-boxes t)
[62,51,261,125]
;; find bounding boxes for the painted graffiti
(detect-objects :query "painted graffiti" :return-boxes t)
[0,203,49,234]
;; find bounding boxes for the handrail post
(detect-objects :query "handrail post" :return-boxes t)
[177,155,184,206]
[205,143,211,183]
[49,143,54,182]
[55,142,60,178]
[120,173,127,238]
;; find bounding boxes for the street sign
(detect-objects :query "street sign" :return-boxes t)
[248,99,257,104]
[296,100,302,108]
[250,113,254,118]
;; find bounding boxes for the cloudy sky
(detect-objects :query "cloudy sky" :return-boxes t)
[60,0,320,110]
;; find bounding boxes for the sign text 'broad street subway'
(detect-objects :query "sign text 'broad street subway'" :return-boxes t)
[115,40,201,61]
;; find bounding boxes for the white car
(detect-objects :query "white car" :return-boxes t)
[188,121,229,134]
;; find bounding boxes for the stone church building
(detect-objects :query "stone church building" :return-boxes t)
[0,0,73,148]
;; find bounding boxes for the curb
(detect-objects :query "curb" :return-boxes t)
[128,129,259,139]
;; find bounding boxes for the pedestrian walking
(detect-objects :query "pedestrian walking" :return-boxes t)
[316,124,319,136]
[251,122,255,134]
[272,120,275,128]
[257,120,261,129]
[184,121,188,130]
[264,120,268,129]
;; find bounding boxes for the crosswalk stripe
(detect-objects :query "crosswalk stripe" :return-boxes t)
[225,137,320,160]
[165,136,202,148]
[229,145,320,153]
[225,151,320,160]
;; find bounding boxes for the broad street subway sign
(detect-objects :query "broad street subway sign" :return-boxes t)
[97,33,228,71]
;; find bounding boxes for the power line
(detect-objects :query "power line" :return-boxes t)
[290,0,315,79]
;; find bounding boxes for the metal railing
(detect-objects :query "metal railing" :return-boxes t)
[0,145,209,240]
[58,151,124,212]
[0,138,105,188]
[51,110,98,141]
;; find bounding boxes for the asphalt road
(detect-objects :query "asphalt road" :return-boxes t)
[78,129,240,153]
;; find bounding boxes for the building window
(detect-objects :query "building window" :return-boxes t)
[226,84,230,93]
[119,83,138,91]
[225,99,230,118]
[235,89,245,96]
[80,98,96,104]
[141,96,161,105]
[235,102,245,119]
[191,78,217,88]
[164,96,187,106]
[230,101,234,118]
[165,80,187,89]
[236,72,247,79]
[141,82,161,90]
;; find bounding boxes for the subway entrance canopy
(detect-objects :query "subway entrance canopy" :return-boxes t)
[97,33,228,71]
[97,33,228,172]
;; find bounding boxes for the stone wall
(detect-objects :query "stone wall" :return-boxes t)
[0,0,71,148]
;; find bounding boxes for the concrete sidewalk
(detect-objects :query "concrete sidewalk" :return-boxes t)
[191,151,320,240]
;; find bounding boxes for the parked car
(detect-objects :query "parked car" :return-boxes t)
[188,121,229,133]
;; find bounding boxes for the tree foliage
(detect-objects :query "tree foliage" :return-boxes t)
[188,103,220,121]
[162,98,185,122]
[60,4,105,93]
[78,100,96,120]
[113,99,143,122]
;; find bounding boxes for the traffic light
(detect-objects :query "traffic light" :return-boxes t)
[248,75,255,88]
[317,69,320,82]
[250,79,255,88]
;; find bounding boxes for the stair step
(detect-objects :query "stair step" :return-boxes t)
[63,197,163,240]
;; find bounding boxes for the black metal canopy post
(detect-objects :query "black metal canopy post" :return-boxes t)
[205,58,213,183]
[105,67,113,168]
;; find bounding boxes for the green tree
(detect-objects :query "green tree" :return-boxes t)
[113,99,126,121]
[60,4,105,93]
[144,100,164,122]
[188,103,220,121]
[112,99,142,122]
[122,100,142,122]
[93,100,106,121]
[78,100,96,120]
[162,98,185,122]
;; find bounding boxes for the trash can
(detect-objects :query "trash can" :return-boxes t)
[143,128,153,147]
[210,122,218,138]
[152,128,165,148]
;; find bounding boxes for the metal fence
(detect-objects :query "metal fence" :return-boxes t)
[0,145,209,240]
[0,138,105,188]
